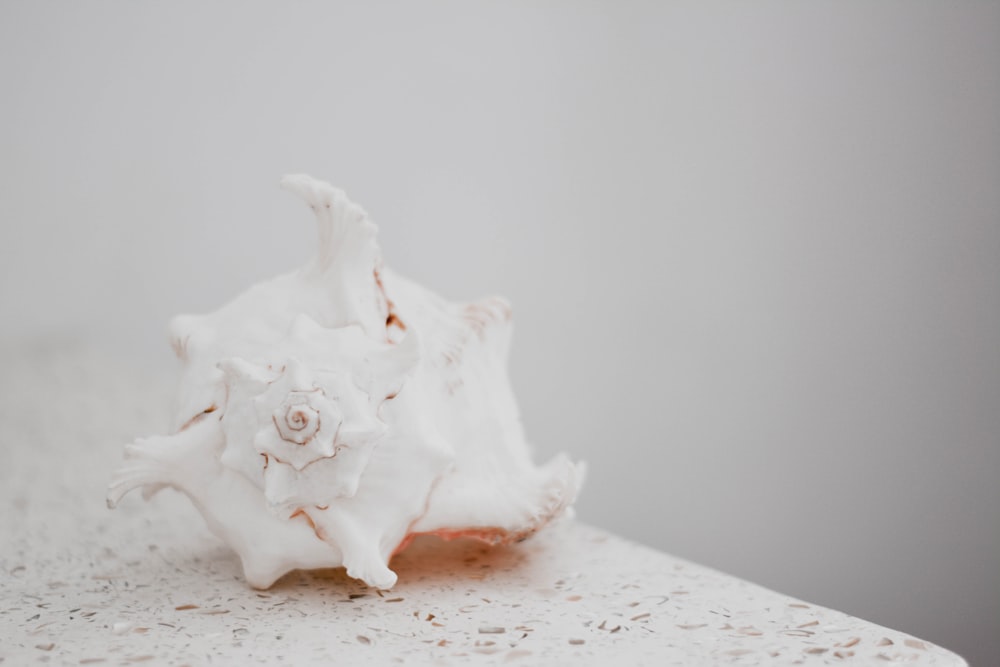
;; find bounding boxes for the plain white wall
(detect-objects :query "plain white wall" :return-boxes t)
[2,2,997,664]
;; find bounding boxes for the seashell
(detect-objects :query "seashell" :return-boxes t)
[107,174,585,589]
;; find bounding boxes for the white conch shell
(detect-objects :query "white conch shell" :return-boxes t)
[108,175,585,590]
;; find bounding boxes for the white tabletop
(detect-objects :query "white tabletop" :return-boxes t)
[0,345,967,666]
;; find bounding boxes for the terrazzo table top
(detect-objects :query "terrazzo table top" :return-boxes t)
[0,346,967,666]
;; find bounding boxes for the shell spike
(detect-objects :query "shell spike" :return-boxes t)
[168,314,204,361]
[280,174,387,337]
[279,174,377,273]
[107,418,224,509]
[106,463,171,509]
[218,357,273,390]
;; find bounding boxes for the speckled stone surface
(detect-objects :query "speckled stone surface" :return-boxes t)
[0,345,967,666]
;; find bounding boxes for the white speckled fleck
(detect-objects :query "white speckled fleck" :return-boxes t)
[0,345,966,666]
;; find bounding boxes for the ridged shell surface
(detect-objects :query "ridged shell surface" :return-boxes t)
[108,175,584,589]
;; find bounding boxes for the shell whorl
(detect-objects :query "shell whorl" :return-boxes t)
[272,389,326,446]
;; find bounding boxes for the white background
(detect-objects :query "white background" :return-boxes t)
[2,2,997,664]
